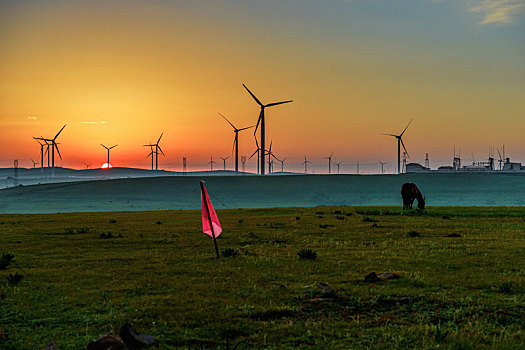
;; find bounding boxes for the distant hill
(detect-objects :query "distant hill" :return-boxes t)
[1,173,525,213]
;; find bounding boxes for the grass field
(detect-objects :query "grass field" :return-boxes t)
[1,206,525,349]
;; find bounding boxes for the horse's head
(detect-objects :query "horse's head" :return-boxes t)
[418,196,426,210]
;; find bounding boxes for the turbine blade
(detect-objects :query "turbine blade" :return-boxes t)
[218,112,236,130]
[254,110,263,134]
[400,119,413,137]
[55,143,63,160]
[157,145,165,156]
[100,144,108,149]
[54,124,66,140]
[110,144,118,149]
[231,137,236,156]
[242,84,263,106]
[400,138,409,158]
[249,149,258,159]
[238,125,255,132]
[157,132,164,144]
[380,133,398,137]
[265,100,293,107]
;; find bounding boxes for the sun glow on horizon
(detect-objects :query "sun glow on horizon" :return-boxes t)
[101,163,112,169]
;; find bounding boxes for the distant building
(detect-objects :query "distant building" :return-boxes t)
[503,158,524,171]
[437,166,454,171]
[406,163,430,173]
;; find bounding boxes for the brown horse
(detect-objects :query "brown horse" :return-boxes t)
[401,183,425,210]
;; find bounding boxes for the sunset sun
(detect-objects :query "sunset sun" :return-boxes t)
[101,163,112,169]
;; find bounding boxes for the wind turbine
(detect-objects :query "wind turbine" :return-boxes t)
[266,141,280,174]
[379,161,387,174]
[218,113,254,174]
[31,159,38,168]
[100,144,117,167]
[143,133,165,171]
[381,119,412,174]
[302,156,311,174]
[279,158,287,173]
[208,156,217,171]
[220,156,229,171]
[34,139,45,172]
[334,161,342,174]
[84,163,92,170]
[34,124,66,177]
[249,137,261,174]
[497,148,503,170]
[145,145,155,170]
[242,84,292,175]
[325,151,334,174]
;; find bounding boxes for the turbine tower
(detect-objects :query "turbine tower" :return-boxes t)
[100,144,117,166]
[34,124,66,177]
[143,133,165,171]
[218,113,254,174]
[242,84,292,175]
[381,119,412,174]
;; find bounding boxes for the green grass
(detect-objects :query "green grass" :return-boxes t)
[1,206,525,349]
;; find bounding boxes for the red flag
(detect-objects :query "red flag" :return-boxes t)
[200,182,222,237]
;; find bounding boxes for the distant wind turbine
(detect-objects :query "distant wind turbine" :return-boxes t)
[279,158,286,173]
[220,156,229,171]
[34,125,66,177]
[100,144,117,166]
[243,84,292,175]
[334,161,342,174]
[266,141,280,174]
[218,112,254,174]
[208,156,217,171]
[143,133,165,171]
[302,156,311,174]
[34,139,45,173]
[325,151,334,174]
[84,163,92,170]
[379,161,387,174]
[31,159,38,168]
[381,119,412,174]
[249,137,261,174]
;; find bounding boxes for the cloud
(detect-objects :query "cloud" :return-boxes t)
[80,121,109,125]
[467,0,525,24]
[27,116,38,120]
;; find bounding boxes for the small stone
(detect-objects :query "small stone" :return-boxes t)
[318,283,337,298]
[378,272,401,280]
[87,333,125,350]
[364,272,381,283]
[120,323,156,349]
[43,342,58,350]
[445,233,461,237]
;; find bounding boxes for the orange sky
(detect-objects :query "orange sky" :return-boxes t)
[1,1,524,173]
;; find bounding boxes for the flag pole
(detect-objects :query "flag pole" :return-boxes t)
[200,181,220,259]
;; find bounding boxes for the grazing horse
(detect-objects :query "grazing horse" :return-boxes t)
[401,183,425,210]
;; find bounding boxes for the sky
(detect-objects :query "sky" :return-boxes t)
[1,0,524,173]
